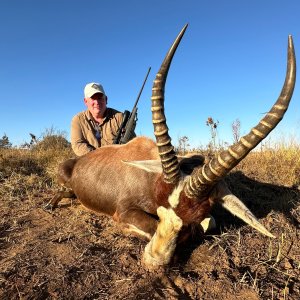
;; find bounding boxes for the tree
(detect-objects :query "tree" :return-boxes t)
[31,127,70,151]
[0,133,12,148]
[231,118,241,144]
[32,134,70,151]
[178,135,190,155]
[206,117,219,149]
[20,133,39,149]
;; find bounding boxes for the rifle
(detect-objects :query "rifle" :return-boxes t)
[114,67,151,144]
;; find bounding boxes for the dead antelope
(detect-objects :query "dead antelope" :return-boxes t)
[47,24,296,269]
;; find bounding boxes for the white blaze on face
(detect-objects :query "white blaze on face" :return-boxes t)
[142,206,183,269]
[167,177,188,208]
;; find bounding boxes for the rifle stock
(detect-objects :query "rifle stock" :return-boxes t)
[113,110,130,144]
[119,107,137,144]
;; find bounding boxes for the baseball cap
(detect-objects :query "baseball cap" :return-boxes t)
[84,82,106,98]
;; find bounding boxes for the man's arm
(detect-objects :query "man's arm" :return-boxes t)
[71,115,95,156]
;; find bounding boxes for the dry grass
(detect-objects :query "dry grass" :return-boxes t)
[0,141,300,299]
[237,144,300,187]
[0,146,72,188]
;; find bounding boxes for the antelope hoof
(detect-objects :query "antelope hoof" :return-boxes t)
[43,202,56,212]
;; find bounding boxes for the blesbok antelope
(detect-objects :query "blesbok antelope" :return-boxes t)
[47,24,296,269]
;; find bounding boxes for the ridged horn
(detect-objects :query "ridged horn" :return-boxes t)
[152,24,188,184]
[185,35,296,198]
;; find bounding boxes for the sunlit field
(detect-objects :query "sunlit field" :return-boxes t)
[0,133,299,299]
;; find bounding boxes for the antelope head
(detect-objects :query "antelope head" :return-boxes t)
[150,24,296,238]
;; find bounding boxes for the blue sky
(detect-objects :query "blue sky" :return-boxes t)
[0,0,299,148]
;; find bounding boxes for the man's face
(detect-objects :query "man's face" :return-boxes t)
[84,92,107,118]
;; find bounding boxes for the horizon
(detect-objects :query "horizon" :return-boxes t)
[1,1,299,149]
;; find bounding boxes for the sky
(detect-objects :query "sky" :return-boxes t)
[0,0,299,149]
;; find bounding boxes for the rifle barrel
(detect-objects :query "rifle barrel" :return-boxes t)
[132,67,151,109]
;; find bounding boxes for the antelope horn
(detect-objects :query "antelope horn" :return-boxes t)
[185,35,296,198]
[152,24,188,184]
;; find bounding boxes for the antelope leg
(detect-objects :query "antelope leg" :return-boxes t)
[44,189,76,211]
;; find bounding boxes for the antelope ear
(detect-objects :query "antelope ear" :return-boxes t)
[212,181,275,238]
[122,160,163,173]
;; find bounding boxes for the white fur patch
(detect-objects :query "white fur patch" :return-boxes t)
[167,176,188,208]
[142,206,183,269]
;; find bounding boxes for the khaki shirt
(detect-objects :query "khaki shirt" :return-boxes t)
[71,108,124,156]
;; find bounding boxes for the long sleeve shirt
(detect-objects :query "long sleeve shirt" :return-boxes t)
[71,108,124,156]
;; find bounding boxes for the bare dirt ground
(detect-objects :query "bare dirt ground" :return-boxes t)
[1,153,300,299]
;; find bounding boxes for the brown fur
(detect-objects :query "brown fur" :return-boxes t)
[174,193,211,225]
[154,177,176,208]
[49,137,161,238]
[48,136,215,241]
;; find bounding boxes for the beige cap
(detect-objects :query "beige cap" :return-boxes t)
[84,82,106,98]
